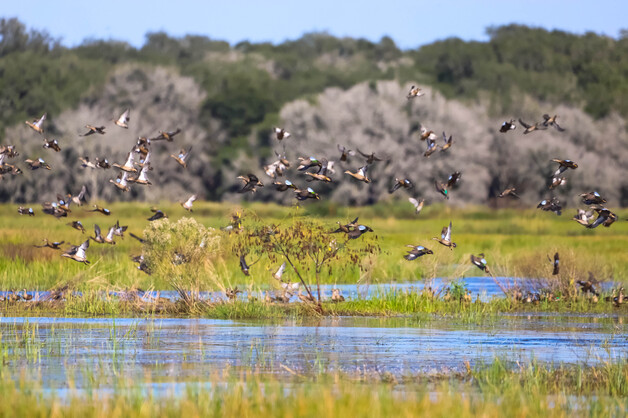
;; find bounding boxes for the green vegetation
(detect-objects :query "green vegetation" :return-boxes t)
[2,17,627,153]
[0,361,625,417]
[0,202,627,317]
[1,202,627,289]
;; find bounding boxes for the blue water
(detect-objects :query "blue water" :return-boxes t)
[0,314,625,391]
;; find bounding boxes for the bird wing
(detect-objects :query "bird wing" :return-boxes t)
[117,109,130,124]
[445,222,452,241]
[274,262,286,279]
[76,240,89,258]
[94,224,101,237]
[77,185,87,200]
[138,165,150,182]
[184,195,197,206]
[122,152,134,168]
[119,171,129,186]
[518,118,531,129]
[35,113,47,128]
[409,197,419,208]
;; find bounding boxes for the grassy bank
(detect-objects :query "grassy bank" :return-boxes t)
[1,289,626,319]
[0,360,625,417]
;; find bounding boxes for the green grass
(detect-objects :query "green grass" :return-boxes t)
[0,360,625,417]
[1,201,627,294]
[0,289,625,319]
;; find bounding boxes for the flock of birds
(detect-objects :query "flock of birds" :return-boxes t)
[0,83,624,304]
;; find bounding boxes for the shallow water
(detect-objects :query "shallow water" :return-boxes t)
[4,276,615,302]
[0,314,626,391]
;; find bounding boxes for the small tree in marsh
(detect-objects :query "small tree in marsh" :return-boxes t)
[142,217,223,307]
[231,215,380,311]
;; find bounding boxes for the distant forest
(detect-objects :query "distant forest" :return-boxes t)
[1,18,628,205]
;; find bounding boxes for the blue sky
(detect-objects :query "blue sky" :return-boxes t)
[3,0,627,49]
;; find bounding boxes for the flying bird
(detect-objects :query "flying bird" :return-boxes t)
[112,152,138,173]
[498,187,519,198]
[80,125,106,136]
[237,174,264,193]
[432,221,456,249]
[518,118,547,134]
[147,208,168,221]
[573,209,594,227]
[62,240,90,264]
[89,205,111,216]
[151,128,181,142]
[170,147,192,168]
[390,178,414,194]
[537,198,562,215]
[356,149,387,164]
[408,198,424,215]
[337,144,356,162]
[470,253,491,275]
[499,120,516,133]
[406,85,424,99]
[580,192,606,205]
[542,114,565,131]
[345,165,371,183]
[294,187,320,201]
[404,245,433,260]
[114,109,130,128]
[25,113,46,134]
[18,207,34,216]
[43,138,61,152]
[273,179,298,192]
[181,194,197,212]
[273,127,291,140]
[551,159,578,176]
[109,172,130,192]
[25,158,51,170]
[440,132,453,152]
[67,220,86,233]
[34,239,64,249]
[550,252,559,275]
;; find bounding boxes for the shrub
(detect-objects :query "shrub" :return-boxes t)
[142,217,223,305]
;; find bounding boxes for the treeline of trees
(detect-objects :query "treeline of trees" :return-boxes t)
[2,18,628,204]
[2,18,627,141]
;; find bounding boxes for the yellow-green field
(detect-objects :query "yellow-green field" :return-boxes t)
[0,202,628,304]
[1,201,627,293]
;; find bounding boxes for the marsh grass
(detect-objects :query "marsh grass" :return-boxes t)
[1,202,627,294]
[0,360,625,417]
[1,288,624,319]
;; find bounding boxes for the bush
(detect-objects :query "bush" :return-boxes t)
[142,217,224,304]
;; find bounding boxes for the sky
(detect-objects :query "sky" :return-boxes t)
[3,0,627,49]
